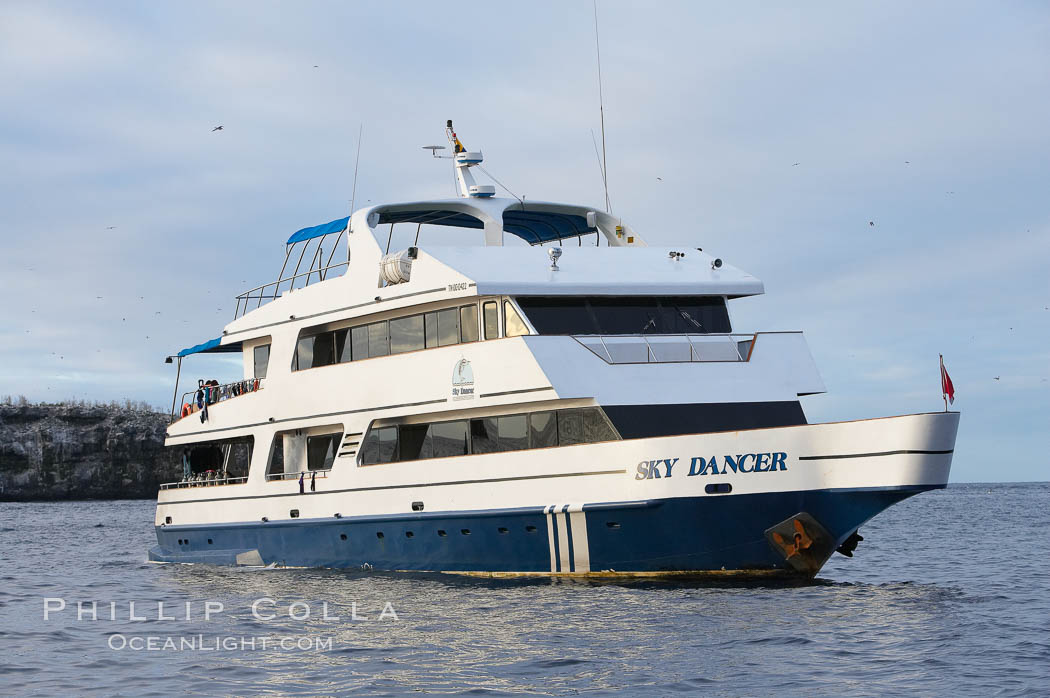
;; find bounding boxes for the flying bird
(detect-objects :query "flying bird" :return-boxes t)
[212,125,224,132]
[106,226,116,230]
[792,162,800,166]
[656,177,662,181]
[869,221,875,227]
[994,376,1000,381]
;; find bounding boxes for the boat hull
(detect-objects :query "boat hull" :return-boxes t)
[148,484,927,576]
[150,411,958,577]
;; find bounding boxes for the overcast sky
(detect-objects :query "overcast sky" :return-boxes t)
[1,1,1047,482]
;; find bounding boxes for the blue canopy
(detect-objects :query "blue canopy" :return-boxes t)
[177,337,241,358]
[286,216,349,245]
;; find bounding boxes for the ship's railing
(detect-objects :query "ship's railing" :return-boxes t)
[175,378,263,422]
[572,333,756,364]
[159,474,249,490]
[234,260,348,319]
[266,469,332,482]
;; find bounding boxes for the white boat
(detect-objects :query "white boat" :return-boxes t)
[150,123,959,577]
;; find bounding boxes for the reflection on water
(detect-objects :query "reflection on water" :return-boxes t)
[1,484,1048,695]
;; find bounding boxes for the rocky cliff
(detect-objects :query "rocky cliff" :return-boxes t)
[0,403,180,500]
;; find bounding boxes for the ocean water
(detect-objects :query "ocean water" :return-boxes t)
[1,483,1047,696]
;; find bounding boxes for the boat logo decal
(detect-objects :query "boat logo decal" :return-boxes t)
[635,453,788,480]
[451,359,475,401]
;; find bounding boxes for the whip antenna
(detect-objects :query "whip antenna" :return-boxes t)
[594,0,611,213]
[349,124,363,217]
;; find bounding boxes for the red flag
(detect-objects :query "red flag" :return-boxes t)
[940,355,955,405]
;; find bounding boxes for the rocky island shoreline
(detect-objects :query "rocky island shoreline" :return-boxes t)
[0,400,179,501]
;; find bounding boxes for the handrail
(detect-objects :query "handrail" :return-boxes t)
[175,378,263,422]
[266,469,332,482]
[159,474,249,490]
[234,260,349,319]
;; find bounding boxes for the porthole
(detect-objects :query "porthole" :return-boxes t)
[497,527,509,534]
[525,525,537,533]
[290,509,300,518]
[405,531,414,538]
[460,529,471,536]
[165,516,172,524]
[606,522,621,529]
[207,538,213,545]
[376,531,385,539]
[340,533,347,541]
[437,530,447,537]
[705,483,732,495]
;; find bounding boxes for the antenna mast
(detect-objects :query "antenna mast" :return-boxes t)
[594,0,611,213]
[349,123,363,216]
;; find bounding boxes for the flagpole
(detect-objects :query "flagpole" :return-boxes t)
[939,354,947,412]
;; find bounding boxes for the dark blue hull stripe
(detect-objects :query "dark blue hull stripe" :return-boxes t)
[151,485,934,574]
[799,449,954,461]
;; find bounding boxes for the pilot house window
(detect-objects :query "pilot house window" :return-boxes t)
[515,296,731,335]
[293,303,488,370]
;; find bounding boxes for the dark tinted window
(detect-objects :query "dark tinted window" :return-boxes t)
[470,418,498,454]
[398,424,432,461]
[529,411,557,448]
[497,414,528,451]
[307,434,339,471]
[390,315,424,354]
[360,407,619,465]
[351,326,368,360]
[516,296,731,335]
[460,305,479,343]
[267,435,284,476]
[253,344,270,379]
[583,407,619,442]
[294,332,334,370]
[431,421,469,458]
[313,332,336,367]
[425,312,440,348]
[368,321,389,357]
[557,409,584,445]
[361,426,397,465]
[294,336,313,371]
[436,308,459,347]
[335,329,352,363]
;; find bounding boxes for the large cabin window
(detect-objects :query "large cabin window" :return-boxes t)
[292,302,486,371]
[515,296,731,335]
[359,407,620,465]
[390,315,425,354]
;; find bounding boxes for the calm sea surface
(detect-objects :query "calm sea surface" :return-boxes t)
[1,483,1048,696]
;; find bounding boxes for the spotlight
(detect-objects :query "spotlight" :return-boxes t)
[711,258,723,269]
[548,247,563,271]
